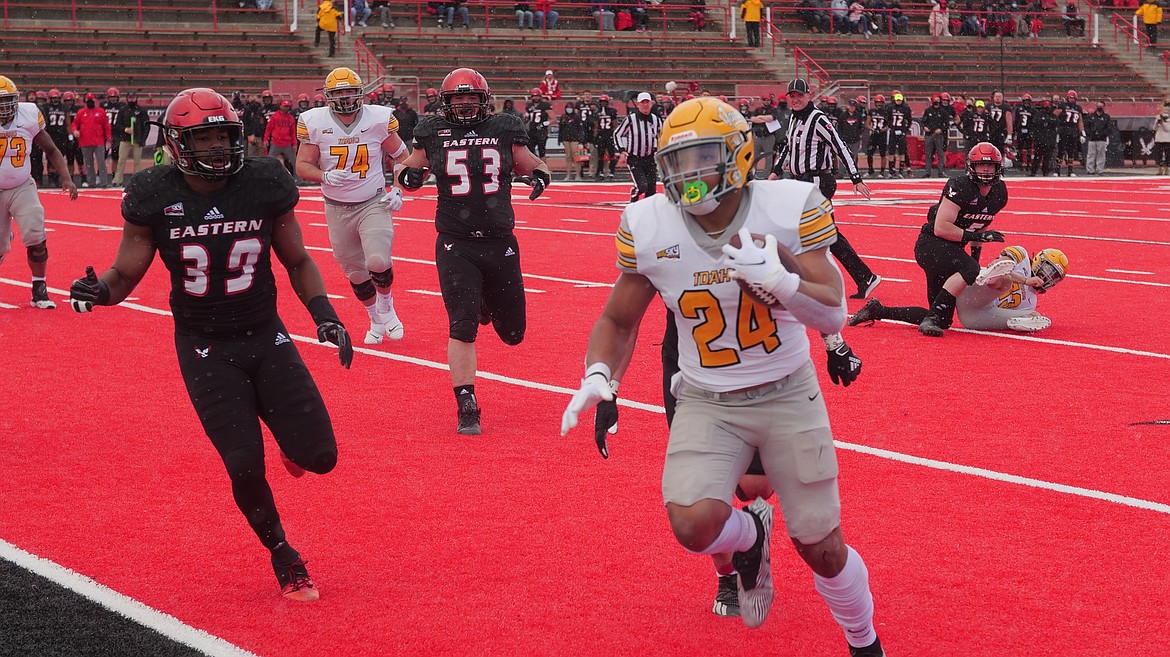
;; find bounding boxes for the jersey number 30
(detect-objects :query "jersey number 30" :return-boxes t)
[181,238,262,297]
[679,289,781,368]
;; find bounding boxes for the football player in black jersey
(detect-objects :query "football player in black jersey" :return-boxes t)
[1014,94,1036,172]
[524,88,552,158]
[395,68,551,435]
[865,94,888,177]
[68,88,352,602]
[593,94,620,180]
[1056,89,1086,176]
[846,142,1008,337]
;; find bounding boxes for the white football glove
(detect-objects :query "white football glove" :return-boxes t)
[321,169,361,186]
[720,228,801,304]
[560,363,615,436]
[381,188,404,212]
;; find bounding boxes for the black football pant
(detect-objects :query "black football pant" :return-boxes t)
[1016,133,1034,170]
[627,154,658,201]
[1031,138,1055,175]
[435,233,526,345]
[923,132,947,172]
[175,318,338,551]
[1057,131,1081,165]
[595,135,617,176]
[914,232,979,308]
[802,173,876,290]
[30,144,43,185]
[661,311,765,475]
[528,128,548,157]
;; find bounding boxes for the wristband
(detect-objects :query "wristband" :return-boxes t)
[307,295,340,326]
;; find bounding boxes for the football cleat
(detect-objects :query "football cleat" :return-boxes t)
[732,497,774,629]
[456,395,481,435]
[975,258,1016,286]
[380,310,404,341]
[918,313,946,337]
[1006,313,1052,332]
[279,451,306,478]
[848,636,885,657]
[273,558,319,602]
[364,320,387,345]
[847,297,883,327]
[30,281,56,309]
[849,274,882,300]
[712,574,741,617]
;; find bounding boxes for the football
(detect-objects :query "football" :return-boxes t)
[727,232,804,308]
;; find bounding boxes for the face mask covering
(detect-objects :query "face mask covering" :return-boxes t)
[86,100,95,109]
[566,108,573,113]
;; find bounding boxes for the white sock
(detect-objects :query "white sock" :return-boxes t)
[814,545,877,648]
[365,304,380,322]
[689,508,758,556]
[31,276,45,282]
[375,291,393,315]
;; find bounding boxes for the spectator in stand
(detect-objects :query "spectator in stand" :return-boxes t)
[798,0,832,31]
[516,2,536,27]
[929,0,953,35]
[446,0,470,28]
[1024,0,1043,35]
[831,0,849,31]
[536,0,560,28]
[111,92,151,186]
[71,93,111,188]
[631,0,651,32]
[1153,106,1170,174]
[959,0,986,35]
[741,0,763,46]
[1062,0,1084,36]
[690,0,707,29]
[866,0,888,34]
[1136,0,1161,45]
[316,0,343,56]
[1083,102,1112,175]
[847,0,872,34]
[921,95,951,177]
[264,99,299,177]
[557,102,586,181]
[540,70,562,100]
[592,1,617,29]
[371,0,395,27]
[888,0,910,33]
[351,0,372,27]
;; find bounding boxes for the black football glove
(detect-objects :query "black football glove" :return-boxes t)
[826,343,862,387]
[316,320,353,369]
[70,265,110,313]
[517,169,550,200]
[593,396,618,459]
[964,229,1005,244]
[397,166,427,190]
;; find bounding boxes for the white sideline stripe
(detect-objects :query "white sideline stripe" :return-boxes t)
[4,278,1165,518]
[839,221,1170,247]
[839,444,1170,515]
[951,326,1170,359]
[1107,268,1155,275]
[46,219,123,231]
[0,301,17,309]
[0,538,258,657]
[407,289,443,296]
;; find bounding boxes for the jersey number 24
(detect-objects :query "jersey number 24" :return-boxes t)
[679,289,781,368]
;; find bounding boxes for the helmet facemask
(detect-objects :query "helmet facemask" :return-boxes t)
[167,123,245,180]
[0,93,17,124]
[657,135,748,216]
[441,91,490,125]
[326,86,363,115]
[1032,250,1067,292]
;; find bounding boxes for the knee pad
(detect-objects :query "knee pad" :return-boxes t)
[450,319,479,343]
[959,260,980,286]
[369,267,393,288]
[350,278,376,302]
[26,241,47,264]
[498,326,525,346]
[306,448,337,475]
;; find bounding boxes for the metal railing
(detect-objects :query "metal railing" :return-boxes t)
[791,46,830,92]
[1111,12,1150,60]
[354,38,386,83]
[1,0,291,31]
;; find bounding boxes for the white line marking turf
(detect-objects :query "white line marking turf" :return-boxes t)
[0,538,258,657]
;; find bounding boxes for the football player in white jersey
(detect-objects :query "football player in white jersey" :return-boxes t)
[0,75,77,308]
[849,245,1067,333]
[296,67,409,344]
[956,245,1067,331]
[560,98,884,656]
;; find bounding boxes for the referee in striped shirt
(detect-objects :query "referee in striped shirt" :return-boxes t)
[771,78,882,299]
[615,92,664,203]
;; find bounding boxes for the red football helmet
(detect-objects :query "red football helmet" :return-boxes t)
[1067,89,1078,100]
[966,142,1003,186]
[873,94,885,105]
[36,90,47,101]
[313,93,326,107]
[440,68,492,125]
[297,93,310,109]
[262,89,273,98]
[598,94,610,104]
[162,88,245,180]
[856,95,867,104]
[1021,93,1033,102]
[530,87,542,97]
[48,88,61,101]
[941,92,952,102]
[84,92,96,102]
[382,83,395,94]
[425,87,438,98]
[63,91,75,102]
[827,96,837,105]
[106,87,119,99]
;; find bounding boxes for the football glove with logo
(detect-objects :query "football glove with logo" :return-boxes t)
[381,187,404,212]
[592,380,620,459]
[517,169,550,200]
[561,363,614,437]
[721,228,801,304]
[398,167,427,190]
[308,296,353,369]
[963,229,1005,244]
[826,342,862,387]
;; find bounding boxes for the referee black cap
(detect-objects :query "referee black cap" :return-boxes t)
[787,78,811,95]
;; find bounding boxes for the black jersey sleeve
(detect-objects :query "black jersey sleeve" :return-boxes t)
[412,115,437,149]
[500,112,530,147]
[247,157,300,218]
[120,165,173,227]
